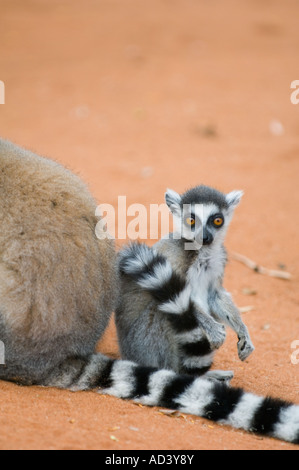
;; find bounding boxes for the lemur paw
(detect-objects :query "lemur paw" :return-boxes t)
[205,370,234,385]
[206,323,226,350]
[237,336,255,361]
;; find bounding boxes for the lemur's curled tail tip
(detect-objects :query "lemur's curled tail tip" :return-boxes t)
[118,242,189,310]
[45,354,299,445]
[119,242,163,277]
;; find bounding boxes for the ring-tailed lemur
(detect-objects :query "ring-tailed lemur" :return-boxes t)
[0,139,298,445]
[115,186,254,379]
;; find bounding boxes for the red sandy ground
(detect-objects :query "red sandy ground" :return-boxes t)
[0,0,299,450]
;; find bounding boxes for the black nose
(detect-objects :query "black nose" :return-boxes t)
[203,234,213,245]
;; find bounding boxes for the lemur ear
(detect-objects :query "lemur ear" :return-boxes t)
[226,190,244,209]
[165,189,182,215]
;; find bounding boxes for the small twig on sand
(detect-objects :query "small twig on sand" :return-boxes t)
[230,252,292,281]
[239,306,255,314]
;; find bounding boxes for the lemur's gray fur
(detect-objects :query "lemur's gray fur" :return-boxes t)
[115,186,254,379]
[0,139,298,445]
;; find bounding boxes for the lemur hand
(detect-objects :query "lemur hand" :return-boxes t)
[197,314,226,350]
[237,335,255,361]
[206,321,227,350]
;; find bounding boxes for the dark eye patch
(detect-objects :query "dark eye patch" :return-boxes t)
[208,213,225,228]
[184,213,199,231]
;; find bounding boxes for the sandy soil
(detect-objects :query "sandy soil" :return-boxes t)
[0,0,299,450]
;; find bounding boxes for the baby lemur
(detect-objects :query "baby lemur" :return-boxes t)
[116,186,254,381]
[0,138,298,445]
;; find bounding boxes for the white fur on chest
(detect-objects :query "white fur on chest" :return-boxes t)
[187,246,225,315]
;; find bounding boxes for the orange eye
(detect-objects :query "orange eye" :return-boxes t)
[213,217,224,227]
[186,217,195,226]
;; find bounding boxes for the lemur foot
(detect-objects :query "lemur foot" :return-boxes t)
[205,370,234,384]
[237,336,255,361]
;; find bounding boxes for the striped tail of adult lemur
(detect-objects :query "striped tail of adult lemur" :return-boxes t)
[45,351,299,444]
[0,138,298,446]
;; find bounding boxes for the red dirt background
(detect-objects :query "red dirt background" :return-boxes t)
[0,0,299,450]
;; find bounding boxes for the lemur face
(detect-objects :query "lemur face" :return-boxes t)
[181,203,226,246]
[165,185,243,249]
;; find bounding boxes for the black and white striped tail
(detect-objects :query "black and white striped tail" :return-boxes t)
[119,242,214,376]
[45,353,299,445]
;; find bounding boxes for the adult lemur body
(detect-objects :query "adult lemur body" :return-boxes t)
[0,138,298,445]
